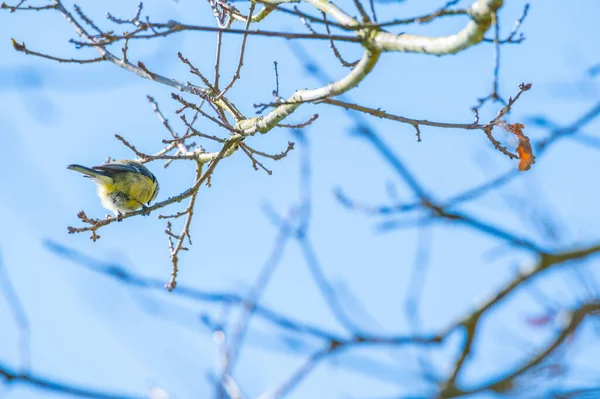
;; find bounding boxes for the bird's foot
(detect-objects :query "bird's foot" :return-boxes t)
[141,205,151,216]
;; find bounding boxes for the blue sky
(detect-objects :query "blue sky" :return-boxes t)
[0,0,599,398]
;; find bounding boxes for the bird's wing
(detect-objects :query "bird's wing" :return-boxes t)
[93,162,155,181]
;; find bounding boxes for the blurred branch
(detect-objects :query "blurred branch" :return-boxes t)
[46,232,600,398]
[550,386,600,399]
[46,240,340,342]
[0,361,144,399]
[405,223,436,378]
[257,346,332,399]
[259,132,366,334]
[215,207,293,398]
[438,247,600,396]
[537,100,600,150]
[46,240,442,347]
[0,251,30,370]
[441,301,600,398]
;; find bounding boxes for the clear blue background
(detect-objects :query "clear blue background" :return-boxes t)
[0,0,599,398]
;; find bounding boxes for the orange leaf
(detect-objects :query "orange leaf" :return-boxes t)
[505,123,535,171]
[516,141,534,171]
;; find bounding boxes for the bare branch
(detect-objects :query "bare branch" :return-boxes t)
[242,141,295,160]
[322,12,359,68]
[1,1,56,11]
[277,114,319,129]
[240,144,273,174]
[164,160,203,291]
[274,1,466,30]
[72,21,363,46]
[351,0,370,23]
[214,3,255,100]
[11,39,105,63]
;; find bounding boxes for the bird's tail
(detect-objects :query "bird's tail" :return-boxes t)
[67,164,112,183]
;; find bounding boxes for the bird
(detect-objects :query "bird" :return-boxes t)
[67,160,159,217]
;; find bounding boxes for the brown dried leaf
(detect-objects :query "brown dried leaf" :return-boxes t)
[505,123,535,171]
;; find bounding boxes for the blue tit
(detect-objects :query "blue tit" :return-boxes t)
[68,160,159,216]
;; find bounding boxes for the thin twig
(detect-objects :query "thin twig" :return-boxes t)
[277,113,319,128]
[273,0,465,30]
[242,141,295,161]
[73,4,103,34]
[483,3,529,44]
[72,22,363,46]
[240,144,273,175]
[11,39,105,63]
[368,0,377,22]
[164,161,203,291]
[351,0,370,22]
[322,12,359,67]
[215,3,255,100]
[214,30,223,90]
[1,1,57,11]
[273,61,280,100]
